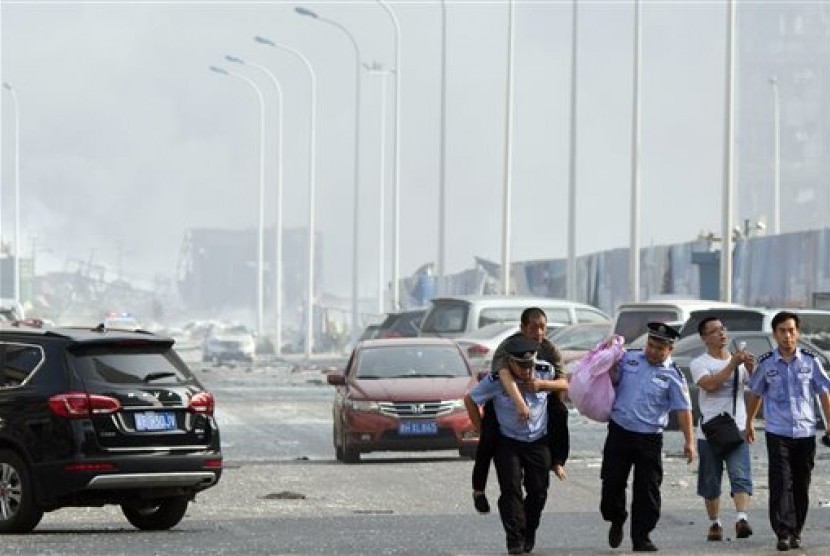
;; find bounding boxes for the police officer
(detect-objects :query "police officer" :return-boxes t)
[601,322,695,552]
[470,307,568,516]
[745,310,830,552]
[464,336,566,555]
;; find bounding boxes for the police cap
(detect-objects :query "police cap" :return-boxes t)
[504,336,539,366]
[646,321,680,343]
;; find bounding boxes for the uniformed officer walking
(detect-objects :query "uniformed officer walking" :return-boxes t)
[601,322,695,552]
[745,310,830,552]
[464,336,566,555]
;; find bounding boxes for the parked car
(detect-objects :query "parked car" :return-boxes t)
[326,338,479,463]
[662,330,830,430]
[0,326,222,533]
[419,295,609,339]
[611,299,744,345]
[547,322,612,366]
[202,324,256,364]
[374,309,427,339]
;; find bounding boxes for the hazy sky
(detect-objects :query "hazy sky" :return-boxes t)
[1,1,742,298]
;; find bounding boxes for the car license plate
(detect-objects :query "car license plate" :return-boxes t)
[134,411,177,432]
[398,421,438,436]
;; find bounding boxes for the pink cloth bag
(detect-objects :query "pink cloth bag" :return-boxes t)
[567,335,625,422]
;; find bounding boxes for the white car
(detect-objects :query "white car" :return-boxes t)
[202,324,256,364]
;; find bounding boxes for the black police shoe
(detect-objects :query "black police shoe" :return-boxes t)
[632,539,658,552]
[776,536,790,551]
[608,522,623,548]
[473,492,490,514]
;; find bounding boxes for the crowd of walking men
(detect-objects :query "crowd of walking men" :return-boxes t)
[464,307,830,554]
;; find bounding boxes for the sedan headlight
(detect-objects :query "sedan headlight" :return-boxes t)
[446,399,466,411]
[345,399,380,412]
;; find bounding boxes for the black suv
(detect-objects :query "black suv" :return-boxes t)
[0,325,222,533]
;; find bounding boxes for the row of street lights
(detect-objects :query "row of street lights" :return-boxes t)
[210,4,401,359]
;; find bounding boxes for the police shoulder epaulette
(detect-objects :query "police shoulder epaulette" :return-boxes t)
[801,348,819,359]
[627,348,644,353]
[670,361,683,379]
[758,351,775,363]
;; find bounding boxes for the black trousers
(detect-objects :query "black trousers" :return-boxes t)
[471,396,569,491]
[600,420,663,544]
[765,432,816,540]
[493,435,551,550]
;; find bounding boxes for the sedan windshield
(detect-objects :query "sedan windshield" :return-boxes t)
[355,345,469,379]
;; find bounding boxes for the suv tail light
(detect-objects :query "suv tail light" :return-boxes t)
[467,344,490,358]
[188,391,215,416]
[49,392,122,419]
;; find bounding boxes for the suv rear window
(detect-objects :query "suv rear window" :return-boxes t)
[69,345,193,385]
[614,310,678,344]
[420,303,469,334]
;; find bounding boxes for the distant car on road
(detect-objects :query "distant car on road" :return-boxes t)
[326,338,479,463]
[202,324,256,364]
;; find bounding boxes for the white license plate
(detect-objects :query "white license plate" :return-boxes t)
[398,421,438,436]
[134,411,177,432]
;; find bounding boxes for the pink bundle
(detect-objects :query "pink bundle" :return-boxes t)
[567,335,625,422]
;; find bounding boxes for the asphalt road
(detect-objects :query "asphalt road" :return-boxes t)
[4,357,830,554]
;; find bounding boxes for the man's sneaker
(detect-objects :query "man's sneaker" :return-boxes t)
[777,536,791,551]
[789,536,801,549]
[821,433,830,448]
[736,519,753,539]
[608,521,624,548]
[472,492,490,514]
[707,523,723,541]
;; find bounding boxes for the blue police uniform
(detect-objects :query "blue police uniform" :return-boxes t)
[748,347,830,544]
[468,358,554,553]
[600,348,692,551]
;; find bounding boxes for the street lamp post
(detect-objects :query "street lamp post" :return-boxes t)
[720,0,737,303]
[438,0,447,287]
[629,0,642,302]
[2,82,20,305]
[255,35,318,361]
[365,62,393,314]
[295,5,363,346]
[225,55,286,356]
[769,76,781,235]
[566,0,579,300]
[209,65,266,337]
[376,0,401,309]
[501,0,516,295]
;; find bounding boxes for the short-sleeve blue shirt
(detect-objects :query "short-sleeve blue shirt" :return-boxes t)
[468,361,553,442]
[748,347,830,438]
[609,349,692,434]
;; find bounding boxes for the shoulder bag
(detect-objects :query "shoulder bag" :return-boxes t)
[700,367,744,458]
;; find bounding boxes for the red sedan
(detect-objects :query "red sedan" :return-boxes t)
[327,338,479,463]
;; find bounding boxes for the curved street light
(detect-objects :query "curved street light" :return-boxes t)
[295,5,363,345]
[209,65,266,336]
[2,82,20,305]
[254,35,318,360]
[365,62,393,314]
[376,0,402,309]
[225,55,286,356]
